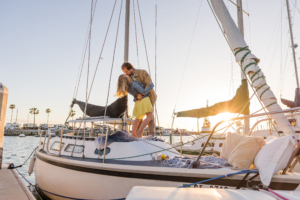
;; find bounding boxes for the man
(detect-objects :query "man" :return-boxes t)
[121,62,157,136]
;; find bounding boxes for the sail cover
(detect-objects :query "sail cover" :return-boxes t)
[281,88,300,108]
[74,96,127,118]
[177,80,249,118]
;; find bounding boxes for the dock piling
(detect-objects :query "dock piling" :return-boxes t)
[0,83,8,169]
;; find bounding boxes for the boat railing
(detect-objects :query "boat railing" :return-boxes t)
[248,112,300,136]
[193,107,300,168]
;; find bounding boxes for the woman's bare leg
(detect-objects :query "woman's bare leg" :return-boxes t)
[132,119,140,137]
[136,111,153,137]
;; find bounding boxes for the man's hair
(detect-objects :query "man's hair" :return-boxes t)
[122,62,134,70]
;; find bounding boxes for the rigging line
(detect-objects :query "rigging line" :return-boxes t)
[261,11,281,68]
[277,0,284,97]
[267,1,295,77]
[277,0,297,96]
[228,52,234,99]
[73,28,89,99]
[72,0,96,157]
[280,0,298,96]
[104,0,123,117]
[280,43,291,96]
[135,0,162,135]
[102,0,123,162]
[132,0,140,69]
[136,0,151,75]
[266,12,289,75]
[74,0,98,99]
[290,0,300,14]
[86,0,118,101]
[83,0,96,155]
[245,0,252,49]
[155,0,157,93]
[154,0,161,137]
[280,0,283,96]
[173,0,203,107]
[171,0,203,132]
[266,20,288,76]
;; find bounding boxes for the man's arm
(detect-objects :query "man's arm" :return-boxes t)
[133,83,154,95]
[142,70,153,88]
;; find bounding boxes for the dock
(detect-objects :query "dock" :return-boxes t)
[0,164,36,200]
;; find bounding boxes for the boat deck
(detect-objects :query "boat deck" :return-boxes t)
[0,164,36,200]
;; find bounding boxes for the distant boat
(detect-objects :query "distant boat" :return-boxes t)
[19,134,26,137]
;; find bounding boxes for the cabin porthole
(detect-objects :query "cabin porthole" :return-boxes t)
[94,147,111,156]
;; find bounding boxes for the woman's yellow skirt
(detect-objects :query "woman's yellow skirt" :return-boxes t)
[133,97,153,119]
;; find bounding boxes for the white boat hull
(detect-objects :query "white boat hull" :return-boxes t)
[36,158,182,200]
[35,148,300,200]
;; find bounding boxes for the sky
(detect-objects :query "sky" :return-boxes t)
[1,0,300,132]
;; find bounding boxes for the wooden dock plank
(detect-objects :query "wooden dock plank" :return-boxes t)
[0,164,35,200]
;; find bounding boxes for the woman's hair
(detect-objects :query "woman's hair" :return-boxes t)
[121,62,134,70]
[116,75,130,97]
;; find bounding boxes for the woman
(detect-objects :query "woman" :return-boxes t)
[116,74,154,138]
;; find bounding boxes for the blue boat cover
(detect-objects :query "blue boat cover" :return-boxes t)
[163,154,231,169]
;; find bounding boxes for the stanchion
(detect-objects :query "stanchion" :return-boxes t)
[58,128,63,156]
[73,122,76,136]
[90,122,94,137]
[180,130,183,154]
[38,128,42,145]
[42,129,48,150]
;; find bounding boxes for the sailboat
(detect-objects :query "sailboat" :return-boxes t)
[33,1,300,199]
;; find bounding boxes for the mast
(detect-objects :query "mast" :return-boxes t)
[123,0,130,130]
[286,0,300,88]
[237,0,249,135]
[124,0,130,62]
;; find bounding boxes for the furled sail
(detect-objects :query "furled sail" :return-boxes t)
[210,0,295,136]
[73,96,127,118]
[177,79,249,118]
[281,88,300,108]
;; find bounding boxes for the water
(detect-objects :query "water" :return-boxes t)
[3,136,40,185]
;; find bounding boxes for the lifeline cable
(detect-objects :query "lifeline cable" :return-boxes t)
[102,0,124,162]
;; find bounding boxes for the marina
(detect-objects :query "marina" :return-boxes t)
[2,0,300,199]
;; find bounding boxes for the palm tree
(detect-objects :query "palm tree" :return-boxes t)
[30,108,39,128]
[46,109,51,124]
[9,104,15,123]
